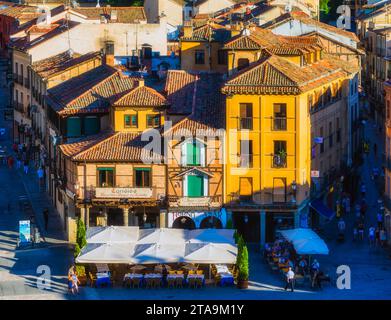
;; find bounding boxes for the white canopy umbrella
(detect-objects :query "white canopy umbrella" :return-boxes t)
[279,228,321,242]
[187,229,235,244]
[279,228,329,255]
[183,243,237,264]
[137,228,187,244]
[293,238,329,255]
[132,243,186,264]
[86,226,139,243]
[76,243,136,264]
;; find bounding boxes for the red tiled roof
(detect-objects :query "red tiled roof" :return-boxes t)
[46,65,140,116]
[69,6,147,23]
[164,70,197,115]
[181,22,231,42]
[11,19,80,51]
[222,53,357,95]
[164,72,225,136]
[223,27,323,55]
[60,131,162,163]
[113,85,168,108]
[32,51,102,79]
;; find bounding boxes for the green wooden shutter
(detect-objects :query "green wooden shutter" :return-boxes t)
[186,143,194,165]
[187,175,204,197]
[67,117,81,137]
[194,143,200,165]
[84,116,99,135]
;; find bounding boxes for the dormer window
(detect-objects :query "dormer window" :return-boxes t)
[181,139,206,167]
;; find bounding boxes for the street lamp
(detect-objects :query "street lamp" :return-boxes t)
[291,180,297,204]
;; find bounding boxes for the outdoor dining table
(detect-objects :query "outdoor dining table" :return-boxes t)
[96,272,111,287]
[218,272,234,286]
[186,274,205,286]
[124,273,144,281]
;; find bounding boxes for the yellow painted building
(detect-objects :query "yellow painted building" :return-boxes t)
[221,27,358,243]
[180,21,230,73]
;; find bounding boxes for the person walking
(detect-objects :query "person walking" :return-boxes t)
[7,155,14,169]
[37,166,44,189]
[71,272,80,295]
[284,267,295,292]
[353,224,358,242]
[377,212,383,228]
[43,208,49,231]
[358,221,365,240]
[380,228,387,247]
[375,228,381,247]
[23,159,29,175]
[374,142,377,157]
[369,226,376,247]
[16,153,21,169]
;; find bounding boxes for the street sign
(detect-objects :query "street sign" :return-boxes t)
[311,170,320,178]
[19,220,31,244]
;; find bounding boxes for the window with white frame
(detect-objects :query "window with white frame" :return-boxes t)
[181,138,206,167]
[183,172,208,197]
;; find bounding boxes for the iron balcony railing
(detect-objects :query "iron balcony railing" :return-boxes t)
[272,117,287,131]
[239,117,253,130]
[272,153,287,168]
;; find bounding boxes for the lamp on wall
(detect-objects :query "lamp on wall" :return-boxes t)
[244,215,249,224]
[143,212,147,223]
[291,180,297,204]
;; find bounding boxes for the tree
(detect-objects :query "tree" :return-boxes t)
[320,0,330,15]
[75,218,87,258]
[236,235,249,281]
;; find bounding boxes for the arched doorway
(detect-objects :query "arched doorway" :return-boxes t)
[199,216,222,229]
[172,216,196,229]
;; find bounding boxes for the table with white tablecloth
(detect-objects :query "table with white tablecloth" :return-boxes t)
[96,272,111,287]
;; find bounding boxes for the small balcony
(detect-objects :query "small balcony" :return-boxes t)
[272,117,287,131]
[272,153,287,168]
[239,117,253,130]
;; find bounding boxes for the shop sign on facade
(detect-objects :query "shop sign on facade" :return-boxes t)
[95,187,153,198]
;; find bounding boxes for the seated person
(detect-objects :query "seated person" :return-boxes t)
[278,256,287,264]
[298,257,308,275]
[287,259,295,269]
[311,259,320,273]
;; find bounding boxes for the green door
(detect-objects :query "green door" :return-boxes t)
[187,175,204,197]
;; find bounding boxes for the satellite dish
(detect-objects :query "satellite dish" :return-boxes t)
[285,4,292,12]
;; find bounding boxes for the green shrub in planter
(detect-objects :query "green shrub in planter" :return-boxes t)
[238,244,249,281]
[75,264,86,276]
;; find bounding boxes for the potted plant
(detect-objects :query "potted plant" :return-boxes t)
[236,235,249,289]
[75,264,87,286]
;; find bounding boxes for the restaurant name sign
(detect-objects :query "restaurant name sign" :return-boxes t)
[178,197,210,207]
[95,187,153,198]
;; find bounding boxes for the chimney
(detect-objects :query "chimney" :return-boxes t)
[230,23,241,37]
[104,40,115,66]
[138,78,145,87]
[183,20,193,38]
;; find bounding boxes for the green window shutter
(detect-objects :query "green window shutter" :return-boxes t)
[97,167,114,171]
[193,143,200,165]
[84,116,99,135]
[67,117,81,137]
[186,143,194,165]
[187,175,204,197]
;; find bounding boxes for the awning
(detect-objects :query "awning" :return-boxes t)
[279,228,329,255]
[310,198,335,219]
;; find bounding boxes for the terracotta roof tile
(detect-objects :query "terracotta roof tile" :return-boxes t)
[70,6,146,23]
[46,65,140,116]
[164,70,197,115]
[60,131,162,162]
[32,51,101,79]
[113,85,168,107]
[164,72,225,136]
[223,27,323,54]
[222,53,357,95]
[181,22,231,42]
